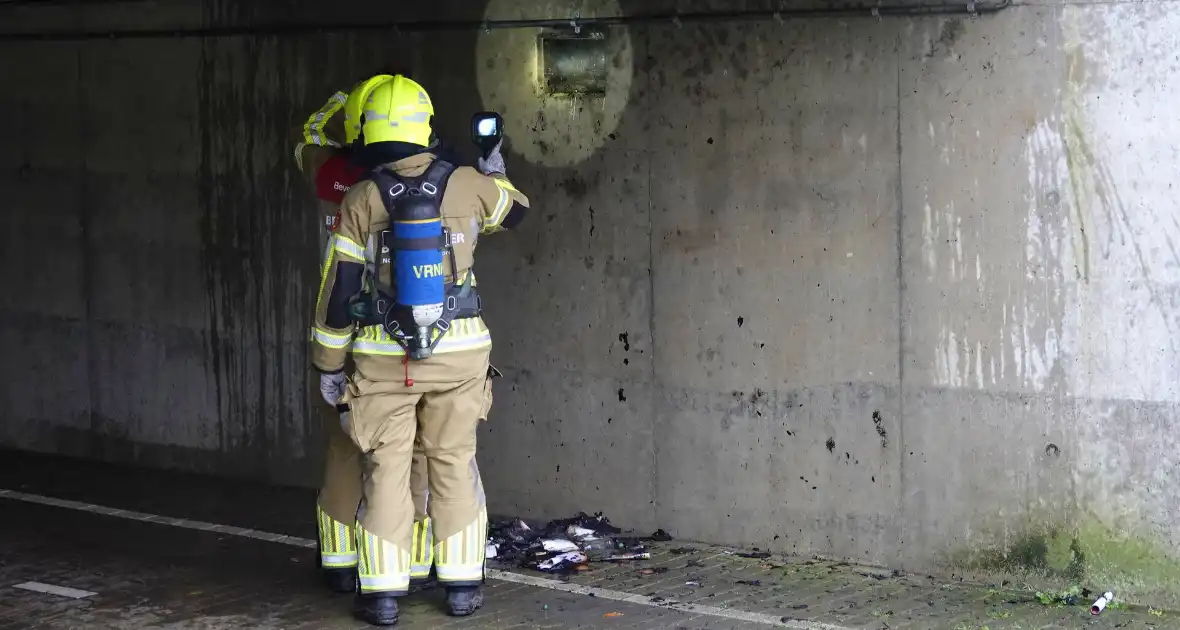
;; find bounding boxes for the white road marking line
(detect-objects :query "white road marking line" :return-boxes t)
[12,581,97,599]
[0,489,315,549]
[484,569,851,630]
[0,489,852,630]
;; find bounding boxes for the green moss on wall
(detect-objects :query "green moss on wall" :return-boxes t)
[952,527,1084,582]
[946,521,1180,606]
[1075,523,1180,604]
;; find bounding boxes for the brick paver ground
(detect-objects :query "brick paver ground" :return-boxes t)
[500,542,1175,629]
[0,449,1173,629]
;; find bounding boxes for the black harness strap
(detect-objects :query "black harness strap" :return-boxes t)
[348,159,483,358]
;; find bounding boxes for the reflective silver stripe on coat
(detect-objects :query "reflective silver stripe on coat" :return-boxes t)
[333,234,366,261]
[312,327,352,349]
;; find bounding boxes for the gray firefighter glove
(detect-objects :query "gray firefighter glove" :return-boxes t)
[478,139,506,176]
[319,371,347,406]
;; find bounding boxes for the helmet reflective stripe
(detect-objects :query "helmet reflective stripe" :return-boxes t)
[359,75,434,147]
[343,74,394,146]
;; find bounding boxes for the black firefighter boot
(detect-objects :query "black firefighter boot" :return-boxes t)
[323,567,358,594]
[354,593,400,626]
[317,539,358,594]
[409,565,437,590]
[445,585,484,617]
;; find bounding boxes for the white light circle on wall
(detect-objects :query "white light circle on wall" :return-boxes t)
[476,0,633,168]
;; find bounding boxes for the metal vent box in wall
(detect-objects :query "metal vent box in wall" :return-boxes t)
[538,27,612,96]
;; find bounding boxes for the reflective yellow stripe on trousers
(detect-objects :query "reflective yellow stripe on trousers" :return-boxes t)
[435,459,488,584]
[356,521,412,594]
[410,517,434,579]
[434,507,489,584]
[316,504,358,568]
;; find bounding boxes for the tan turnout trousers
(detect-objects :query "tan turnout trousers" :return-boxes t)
[296,91,443,578]
[311,149,529,595]
[315,407,440,579]
[341,350,493,593]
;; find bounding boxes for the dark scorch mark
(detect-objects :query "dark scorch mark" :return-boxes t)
[872,410,888,448]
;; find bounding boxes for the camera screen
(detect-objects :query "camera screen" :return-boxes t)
[476,117,498,137]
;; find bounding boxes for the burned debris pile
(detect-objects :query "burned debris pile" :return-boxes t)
[487,512,672,575]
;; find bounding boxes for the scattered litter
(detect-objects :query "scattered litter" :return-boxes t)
[607,552,652,561]
[488,518,534,560]
[1091,591,1115,615]
[568,525,599,540]
[542,539,581,553]
[853,567,895,580]
[538,551,589,571]
[737,550,772,559]
[650,529,673,541]
[737,579,763,586]
[12,582,96,599]
[488,512,661,574]
[1036,585,1082,607]
[549,513,622,535]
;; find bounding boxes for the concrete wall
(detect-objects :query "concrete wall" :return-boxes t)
[3,0,1180,601]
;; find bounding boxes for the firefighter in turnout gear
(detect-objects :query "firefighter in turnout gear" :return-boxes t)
[294,73,447,595]
[311,74,529,626]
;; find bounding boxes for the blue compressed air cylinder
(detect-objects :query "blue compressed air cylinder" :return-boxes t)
[393,218,445,309]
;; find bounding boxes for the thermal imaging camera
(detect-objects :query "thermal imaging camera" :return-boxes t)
[471,112,504,158]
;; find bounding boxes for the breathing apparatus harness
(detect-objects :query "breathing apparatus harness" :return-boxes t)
[349,158,481,361]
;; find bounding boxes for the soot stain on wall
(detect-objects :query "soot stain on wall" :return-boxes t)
[196,11,315,476]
